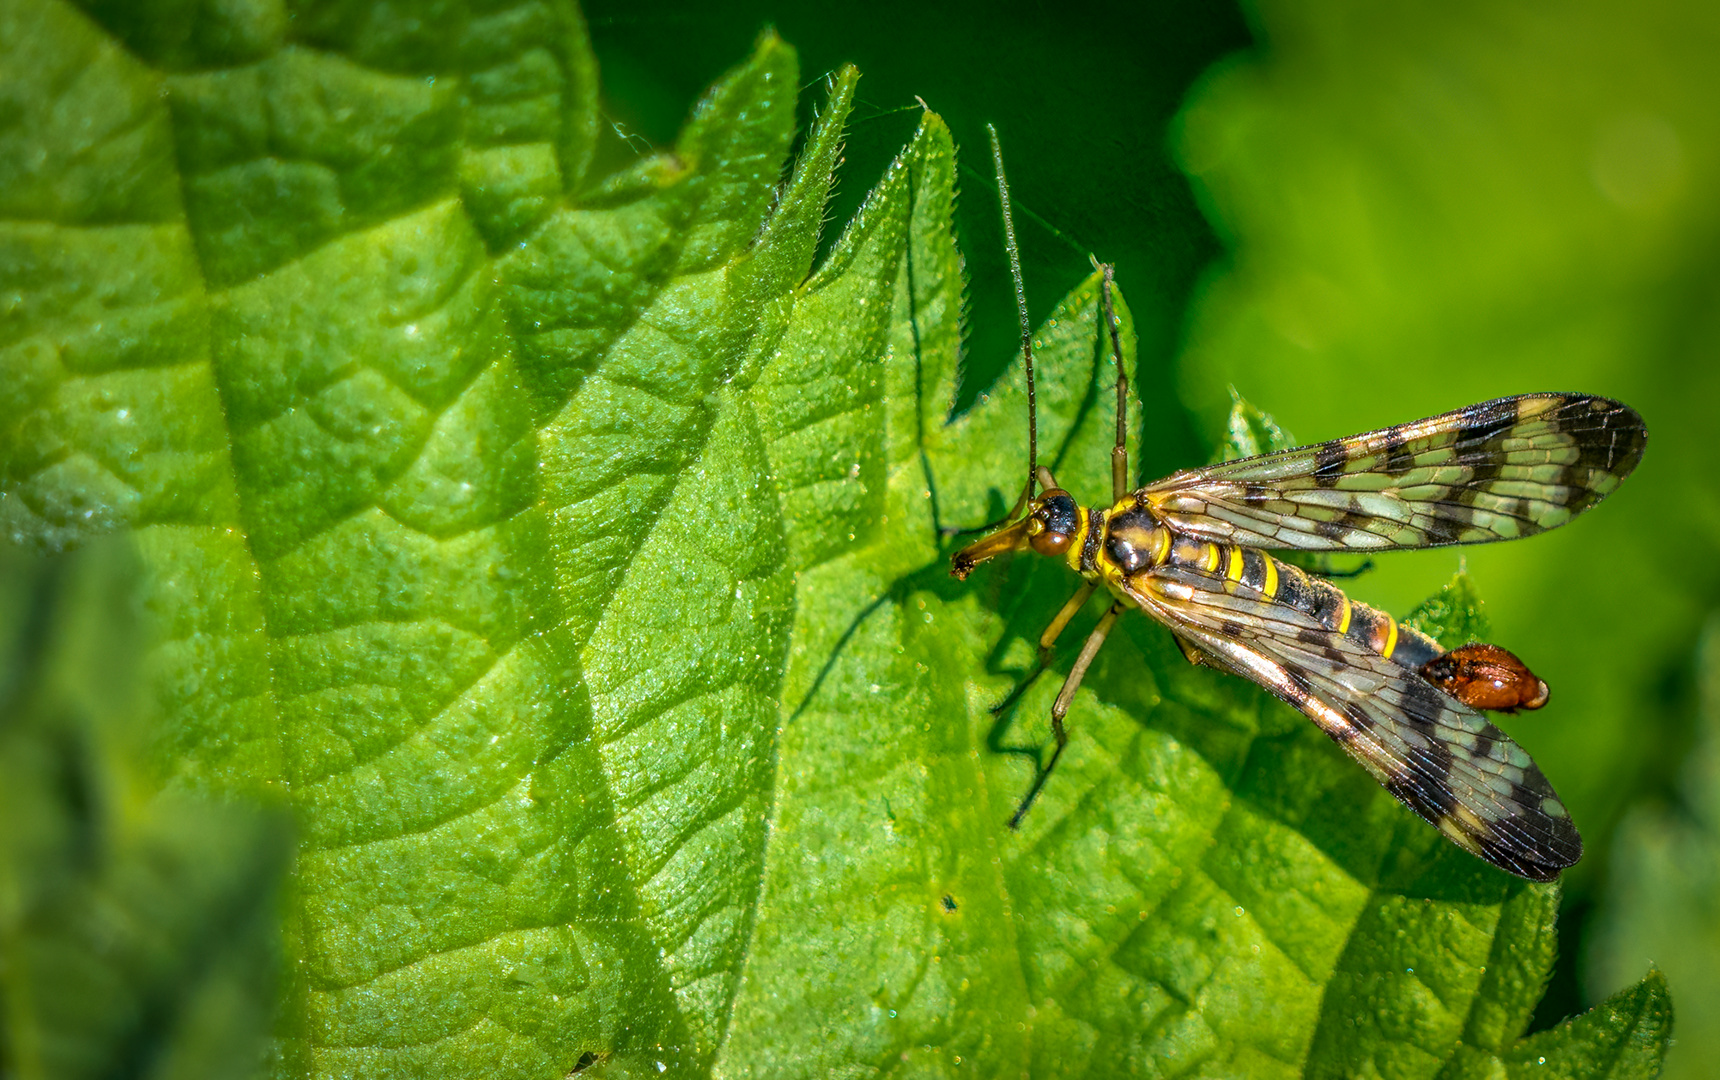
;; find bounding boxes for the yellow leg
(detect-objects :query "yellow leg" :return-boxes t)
[1039,583,1097,662]
[986,583,1099,721]
[1172,633,1211,668]
[1009,602,1123,829]
[1052,604,1121,724]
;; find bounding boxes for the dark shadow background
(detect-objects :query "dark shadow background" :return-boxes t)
[583,0,1250,481]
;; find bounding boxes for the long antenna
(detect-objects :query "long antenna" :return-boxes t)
[989,124,1037,509]
[1099,261,1127,502]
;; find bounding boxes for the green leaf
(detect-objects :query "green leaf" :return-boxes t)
[0,3,1675,1078]
[1221,386,1297,461]
[1404,573,1494,653]
[1498,971,1672,1080]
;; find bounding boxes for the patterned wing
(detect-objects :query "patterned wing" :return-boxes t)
[1143,394,1646,551]
[1126,565,1582,880]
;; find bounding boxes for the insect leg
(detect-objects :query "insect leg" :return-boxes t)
[986,582,1099,719]
[1009,601,1123,829]
[1052,603,1122,725]
[1172,633,1212,668]
[1293,554,1375,580]
[1039,582,1097,664]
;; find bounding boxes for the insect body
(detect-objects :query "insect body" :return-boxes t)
[1421,643,1550,712]
[956,133,1646,881]
[954,388,1646,881]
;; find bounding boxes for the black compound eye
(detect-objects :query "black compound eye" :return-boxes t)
[1027,492,1080,557]
[1039,492,1079,533]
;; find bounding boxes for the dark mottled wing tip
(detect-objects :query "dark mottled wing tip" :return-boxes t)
[1477,811,1582,882]
[1140,392,1649,554]
[1584,395,1649,479]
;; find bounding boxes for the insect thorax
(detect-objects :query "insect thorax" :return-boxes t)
[1094,502,1171,583]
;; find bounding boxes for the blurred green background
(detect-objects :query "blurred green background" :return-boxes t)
[585,0,1720,1068]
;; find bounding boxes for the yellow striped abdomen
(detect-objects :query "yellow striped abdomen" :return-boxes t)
[1155,537,1443,672]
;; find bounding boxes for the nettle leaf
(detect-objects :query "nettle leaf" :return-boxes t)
[1221,387,1297,462]
[0,3,1671,1078]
